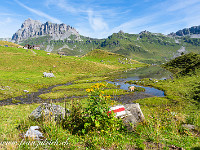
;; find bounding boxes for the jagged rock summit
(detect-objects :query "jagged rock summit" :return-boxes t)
[169,25,200,38]
[12,18,80,43]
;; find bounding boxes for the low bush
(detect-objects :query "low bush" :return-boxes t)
[61,83,126,135]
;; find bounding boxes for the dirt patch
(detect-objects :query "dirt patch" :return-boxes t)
[112,92,154,104]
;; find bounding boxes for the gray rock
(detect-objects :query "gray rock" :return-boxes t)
[123,103,145,123]
[29,103,67,122]
[182,124,196,130]
[109,103,145,131]
[24,126,44,141]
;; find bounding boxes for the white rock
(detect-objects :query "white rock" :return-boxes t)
[24,126,44,141]
[43,72,55,77]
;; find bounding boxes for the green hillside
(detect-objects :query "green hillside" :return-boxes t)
[0,41,21,48]
[163,52,200,75]
[99,32,182,64]
[18,31,200,65]
[0,47,145,100]
[20,35,103,56]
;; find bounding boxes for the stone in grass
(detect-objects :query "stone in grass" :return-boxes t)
[29,103,68,122]
[182,124,196,130]
[43,72,55,77]
[24,126,44,141]
[109,103,145,131]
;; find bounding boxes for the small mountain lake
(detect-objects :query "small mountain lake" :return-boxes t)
[109,66,173,99]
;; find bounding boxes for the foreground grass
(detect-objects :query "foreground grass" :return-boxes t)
[0,88,199,149]
[0,75,200,149]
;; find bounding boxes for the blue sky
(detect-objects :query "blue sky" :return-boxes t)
[1,0,200,38]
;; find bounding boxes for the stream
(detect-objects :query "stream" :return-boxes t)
[0,66,172,106]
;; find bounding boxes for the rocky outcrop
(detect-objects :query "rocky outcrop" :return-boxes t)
[169,25,200,37]
[12,18,80,43]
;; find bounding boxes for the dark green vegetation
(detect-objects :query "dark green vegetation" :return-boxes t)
[19,31,200,64]
[162,52,200,76]
[0,45,200,149]
[99,32,180,64]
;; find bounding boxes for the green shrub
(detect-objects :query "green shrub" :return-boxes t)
[61,83,126,135]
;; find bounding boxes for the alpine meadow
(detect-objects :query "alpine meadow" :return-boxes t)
[1,1,200,149]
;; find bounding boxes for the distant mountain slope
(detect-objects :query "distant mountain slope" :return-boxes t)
[98,31,181,64]
[11,19,200,64]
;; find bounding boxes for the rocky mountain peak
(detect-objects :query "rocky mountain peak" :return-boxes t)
[169,25,200,38]
[12,18,80,43]
[21,18,42,28]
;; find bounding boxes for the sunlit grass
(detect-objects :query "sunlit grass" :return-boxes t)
[0,47,145,100]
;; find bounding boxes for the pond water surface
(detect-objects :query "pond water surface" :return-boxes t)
[109,66,173,97]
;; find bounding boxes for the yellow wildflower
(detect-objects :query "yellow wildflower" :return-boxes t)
[86,89,90,92]
[86,88,94,92]
[104,95,111,99]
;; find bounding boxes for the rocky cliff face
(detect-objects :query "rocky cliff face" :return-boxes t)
[12,18,80,43]
[169,25,200,37]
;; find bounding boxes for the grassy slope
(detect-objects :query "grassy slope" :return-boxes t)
[0,41,21,48]
[99,32,182,64]
[0,47,145,100]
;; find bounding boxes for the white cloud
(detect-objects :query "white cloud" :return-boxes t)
[88,9,108,32]
[112,14,158,34]
[45,0,84,14]
[15,0,62,24]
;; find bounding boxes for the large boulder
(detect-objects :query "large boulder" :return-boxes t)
[109,103,145,131]
[29,103,67,122]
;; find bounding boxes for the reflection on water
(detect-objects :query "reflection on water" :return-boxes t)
[110,66,172,97]
[117,66,173,81]
[108,81,165,97]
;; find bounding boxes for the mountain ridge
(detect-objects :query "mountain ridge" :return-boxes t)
[12,18,81,43]
[10,19,200,64]
[169,25,200,38]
